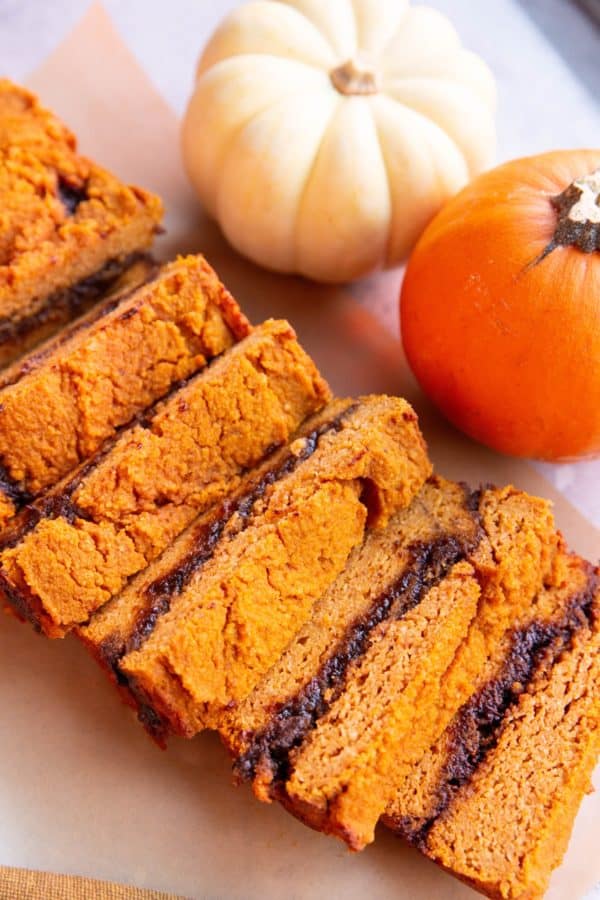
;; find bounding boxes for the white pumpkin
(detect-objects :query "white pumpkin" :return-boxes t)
[182,0,496,283]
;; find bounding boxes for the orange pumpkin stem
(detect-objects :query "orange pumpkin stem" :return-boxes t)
[550,167,600,254]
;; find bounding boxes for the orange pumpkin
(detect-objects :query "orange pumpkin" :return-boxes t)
[401,149,600,461]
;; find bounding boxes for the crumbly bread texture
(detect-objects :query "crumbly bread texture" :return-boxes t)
[225,478,479,753]
[0,256,157,392]
[0,255,251,528]
[0,320,329,636]
[93,256,157,300]
[0,80,163,363]
[103,396,432,739]
[383,544,589,837]
[78,401,363,696]
[226,478,558,851]
[389,553,598,900]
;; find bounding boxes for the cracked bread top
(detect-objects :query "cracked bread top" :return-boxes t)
[225,478,558,850]
[114,395,431,737]
[0,255,251,527]
[420,556,599,899]
[0,320,330,636]
[0,80,163,332]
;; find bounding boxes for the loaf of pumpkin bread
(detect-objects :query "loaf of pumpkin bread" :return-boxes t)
[224,477,558,851]
[80,396,431,740]
[0,255,251,530]
[383,549,599,900]
[0,320,329,636]
[0,79,163,366]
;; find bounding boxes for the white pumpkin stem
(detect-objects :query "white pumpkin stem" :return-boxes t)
[330,57,380,96]
[551,167,600,253]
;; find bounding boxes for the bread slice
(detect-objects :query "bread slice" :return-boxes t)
[0,320,329,636]
[0,79,163,365]
[383,550,599,900]
[92,396,431,741]
[0,255,250,529]
[225,478,558,850]
[77,400,362,724]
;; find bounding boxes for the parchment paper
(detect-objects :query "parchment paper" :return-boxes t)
[0,5,597,898]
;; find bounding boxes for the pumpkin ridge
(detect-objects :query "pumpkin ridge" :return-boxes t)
[381,79,494,176]
[282,0,358,60]
[362,99,394,268]
[291,95,343,272]
[370,99,410,268]
[348,0,409,58]
[196,2,336,76]
[379,6,462,76]
[194,59,331,217]
[370,2,413,60]
[256,1,339,65]
[372,94,469,265]
[207,52,333,79]
[376,93,469,182]
[346,0,361,56]
[217,83,338,272]
[382,70,493,95]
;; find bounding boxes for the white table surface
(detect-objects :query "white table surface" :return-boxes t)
[0,2,598,898]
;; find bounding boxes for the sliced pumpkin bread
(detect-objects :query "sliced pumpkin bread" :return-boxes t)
[383,549,599,900]
[224,477,558,850]
[0,320,329,636]
[0,79,163,366]
[86,396,431,740]
[0,255,250,529]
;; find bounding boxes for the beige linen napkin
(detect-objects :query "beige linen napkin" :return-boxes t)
[0,866,185,899]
